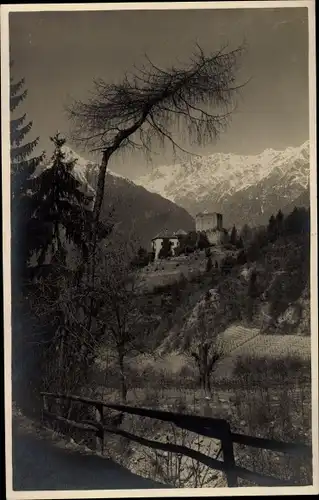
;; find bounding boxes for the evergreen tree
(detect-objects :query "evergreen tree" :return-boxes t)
[246,268,259,322]
[197,231,210,250]
[236,236,244,249]
[275,209,284,237]
[230,225,238,246]
[284,207,309,235]
[131,246,150,268]
[267,214,277,242]
[10,70,45,283]
[28,133,93,274]
[240,224,252,246]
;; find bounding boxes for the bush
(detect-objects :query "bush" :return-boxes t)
[158,239,173,259]
[233,354,311,385]
[231,383,312,486]
[236,250,247,265]
[206,256,213,272]
[221,255,236,275]
[223,243,235,251]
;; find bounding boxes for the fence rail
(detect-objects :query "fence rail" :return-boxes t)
[40,391,312,488]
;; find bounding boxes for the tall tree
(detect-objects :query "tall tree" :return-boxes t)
[96,241,155,402]
[28,132,93,275]
[284,207,310,236]
[230,225,238,246]
[10,69,47,413]
[67,43,247,300]
[240,223,252,246]
[246,268,259,322]
[187,297,225,393]
[236,235,244,249]
[276,209,284,237]
[267,214,277,242]
[10,70,45,284]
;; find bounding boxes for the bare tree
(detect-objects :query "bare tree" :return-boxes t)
[67,43,247,250]
[28,254,99,395]
[187,295,226,394]
[95,238,156,402]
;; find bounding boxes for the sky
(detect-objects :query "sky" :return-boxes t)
[9,6,309,178]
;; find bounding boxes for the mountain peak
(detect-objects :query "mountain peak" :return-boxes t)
[134,141,310,228]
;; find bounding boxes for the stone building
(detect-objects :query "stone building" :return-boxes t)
[195,210,228,245]
[195,211,223,232]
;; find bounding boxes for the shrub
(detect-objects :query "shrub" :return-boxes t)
[231,383,312,486]
[233,354,311,385]
[236,250,247,265]
[206,256,213,272]
[159,239,173,259]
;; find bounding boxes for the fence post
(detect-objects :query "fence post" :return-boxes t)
[221,421,238,487]
[95,403,104,455]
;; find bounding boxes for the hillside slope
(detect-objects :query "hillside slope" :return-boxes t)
[100,173,195,249]
[37,146,195,249]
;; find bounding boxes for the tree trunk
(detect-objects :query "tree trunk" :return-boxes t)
[93,149,110,226]
[86,149,109,334]
[118,352,127,403]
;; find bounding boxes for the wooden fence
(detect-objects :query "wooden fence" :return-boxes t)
[40,391,312,488]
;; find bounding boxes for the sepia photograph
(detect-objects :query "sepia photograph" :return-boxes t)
[2,1,318,498]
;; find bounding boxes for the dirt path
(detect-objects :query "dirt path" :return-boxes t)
[12,419,169,491]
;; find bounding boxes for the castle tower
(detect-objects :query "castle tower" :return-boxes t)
[195,211,223,232]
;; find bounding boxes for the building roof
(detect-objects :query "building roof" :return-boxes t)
[195,211,223,217]
[174,229,187,236]
[151,229,187,240]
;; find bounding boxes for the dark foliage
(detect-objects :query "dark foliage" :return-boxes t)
[206,256,213,272]
[28,133,94,275]
[131,246,154,269]
[10,70,45,286]
[230,225,238,246]
[158,238,174,259]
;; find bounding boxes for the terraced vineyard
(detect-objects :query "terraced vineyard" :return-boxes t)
[213,325,311,380]
[232,333,311,359]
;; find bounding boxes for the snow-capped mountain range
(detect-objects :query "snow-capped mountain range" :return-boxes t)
[134,141,310,228]
[36,141,310,231]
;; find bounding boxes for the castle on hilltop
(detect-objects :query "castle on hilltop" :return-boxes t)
[195,210,228,245]
[151,211,228,260]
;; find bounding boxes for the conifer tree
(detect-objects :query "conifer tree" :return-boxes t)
[29,132,93,273]
[267,214,277,242]
[275,209,284,237]
[230,225,238,246]
[236,236,244,249]
[10,70,45,284]
[240,224,252,246]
